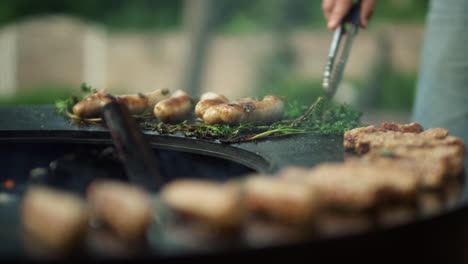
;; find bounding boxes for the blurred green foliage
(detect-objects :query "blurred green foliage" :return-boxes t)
[370,71,417,111]
[0,0,182,31]
[256,75,324,107]
[0,0,428,32]
[256,69,417,112]
[221,0,429,33]
[372,1,429,24]
[219,0,429,34]
[0,0,422,111]
[0,84,75,105]
[0,71,417,112]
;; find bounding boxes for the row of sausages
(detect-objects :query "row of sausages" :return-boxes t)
[72,89,284,125]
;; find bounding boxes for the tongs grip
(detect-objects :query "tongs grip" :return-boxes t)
[322,1,361,98]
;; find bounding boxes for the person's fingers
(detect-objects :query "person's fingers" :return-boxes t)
[322,0,336,21]
[360,0,376,28]
[327,0,353,30]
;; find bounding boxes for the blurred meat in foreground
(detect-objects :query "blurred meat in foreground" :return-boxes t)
[21,180,156,254]
[21,186,89,251]
[160,123,465,233]
[161,179,243,230]
[86,180,154,241]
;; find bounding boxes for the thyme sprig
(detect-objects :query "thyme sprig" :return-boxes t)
[55,82,96,115]
[56,84,362,142]
[140,96,362,142]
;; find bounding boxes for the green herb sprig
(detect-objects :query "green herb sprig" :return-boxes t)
[56,83,362,142]
[140,97,362,142]
[291,97,362,135]
[55,82,96,115]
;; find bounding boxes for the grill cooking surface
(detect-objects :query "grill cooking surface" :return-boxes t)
[1,105,468,262]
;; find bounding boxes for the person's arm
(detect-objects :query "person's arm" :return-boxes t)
[322,0,376,29]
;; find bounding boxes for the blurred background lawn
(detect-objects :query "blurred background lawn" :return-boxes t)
[0,0,429,123]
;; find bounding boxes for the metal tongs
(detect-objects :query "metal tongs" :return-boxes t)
[102,100,164,192]
[293,2,361,125]
[322,1,361,98]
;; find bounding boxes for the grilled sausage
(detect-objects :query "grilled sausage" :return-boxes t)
[86,180,154,241]
[202,95,284,125]
[115,88,171,115]
[233,97,258,103]
[143,88,171,109]
[72,88,170,118]
[21,186,89,250]
[114,94,148,115]
[194,92,229,119]
[72,89,111,118]
[154,90,194,124]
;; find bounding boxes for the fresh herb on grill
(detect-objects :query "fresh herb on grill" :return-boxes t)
[55,83,96,115]
[140,97,362,142]
[295,97,363,135]
[55,95,78,115]
[55,84,362,142]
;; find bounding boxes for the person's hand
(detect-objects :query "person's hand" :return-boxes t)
[322,0,376,30]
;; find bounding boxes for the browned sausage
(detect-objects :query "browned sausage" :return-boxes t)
[153,90,194,124]
[233,97,258,103]
[114,94,148,115]
[194,92,229,119]
[115,88,171,115]
[21,186,89,250]
[72,89,111,118]
[86,180,154,241]
[72,88,170,118]
[202,95,284,125]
